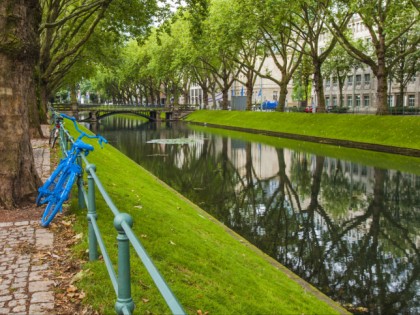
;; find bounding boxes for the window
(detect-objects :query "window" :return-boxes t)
[325,97,330,107]
[347,95,353,107]
[355,75,361,85]
[363,95,370,107]
[325,78,331,87]
[364,73,370,85]
[408,95,415,107]
[388,95,394,107]
[333,77,337,87]
[332,96,337,106]
[347,75,353,86]
[273,91,278,101]
[355,95,361,107]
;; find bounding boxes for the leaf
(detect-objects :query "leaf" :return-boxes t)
[74,233,83,240]
[61,220,71,226]
[67,285,78,293]
[70,269,89,284]
[169,240,176,245]
[142,298,150,303]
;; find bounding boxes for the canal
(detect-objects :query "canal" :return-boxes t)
[89,116,419,314]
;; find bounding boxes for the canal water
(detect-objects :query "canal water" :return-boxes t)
[89,116,419,314]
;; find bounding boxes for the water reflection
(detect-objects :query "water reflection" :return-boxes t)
[91,117,420,314]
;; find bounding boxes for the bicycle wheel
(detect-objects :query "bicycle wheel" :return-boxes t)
[36,159,70,206]
[40,197,61,227]
[40,172,78,227]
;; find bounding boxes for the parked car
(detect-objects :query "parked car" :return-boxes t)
[304,106,317,113]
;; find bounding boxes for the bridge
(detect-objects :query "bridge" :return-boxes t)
[51,104,197,122]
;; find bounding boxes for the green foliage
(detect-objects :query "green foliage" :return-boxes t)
[293,54,313,102]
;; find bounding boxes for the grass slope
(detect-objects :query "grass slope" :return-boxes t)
[185,111,420,150]
[65,124,346,314]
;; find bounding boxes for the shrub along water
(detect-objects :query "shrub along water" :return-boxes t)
[65,122,346,314]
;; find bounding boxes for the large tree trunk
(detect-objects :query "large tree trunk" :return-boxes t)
[375,39,389,115]
[376,70,389,115]
[313,61,326,113]
[202,88,209,109]
[221,88,229,110]
[246,73,253,111]
[277,82,288,112]
[338,77,344,107]
[0,0,42,209]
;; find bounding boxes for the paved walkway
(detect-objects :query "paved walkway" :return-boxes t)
[0,126,55,315]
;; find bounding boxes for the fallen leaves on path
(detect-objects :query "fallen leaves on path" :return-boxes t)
[49,215,99,315]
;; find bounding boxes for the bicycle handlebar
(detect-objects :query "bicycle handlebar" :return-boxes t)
[59,113,108,148]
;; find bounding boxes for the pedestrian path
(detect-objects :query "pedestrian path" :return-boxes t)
[0,126,55,315]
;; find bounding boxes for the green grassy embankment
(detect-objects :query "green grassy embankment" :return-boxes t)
[185,111,420,151]
[64,123,347,314]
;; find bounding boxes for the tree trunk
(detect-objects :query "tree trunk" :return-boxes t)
[338,77,344,107]
[202,88,209,109]
[246,80,253,111]
[28,67,43,137]
[375,38,389,115]
[221,88,229,110]
[313,61,326,112]
[376,69,389,115]
[0,0,42,209]
[398,81,405,108]
[277,83,288,112]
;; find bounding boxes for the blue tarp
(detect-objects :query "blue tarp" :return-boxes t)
[261,101,278,110]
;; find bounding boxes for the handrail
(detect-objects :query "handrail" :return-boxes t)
[51,109,186,315]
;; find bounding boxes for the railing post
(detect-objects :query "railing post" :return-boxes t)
[86,164,98,261]
[114,213,135,315]
[77,155,86,209]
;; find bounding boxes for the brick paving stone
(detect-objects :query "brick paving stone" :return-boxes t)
[11,281,27,289]
[0,295,12,303]
[11,305,26,313]
[15,221,29,226]
[13,293,28,300]
[0,222,13,228]
[31,291,54,303]
[29,271,45,281]
[31,265,48,272]
[28,280,54,293]
[29,302,54,314]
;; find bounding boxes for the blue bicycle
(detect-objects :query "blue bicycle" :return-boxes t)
[37,113,107,227]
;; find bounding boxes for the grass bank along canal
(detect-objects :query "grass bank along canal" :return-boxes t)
[88,115,419,314]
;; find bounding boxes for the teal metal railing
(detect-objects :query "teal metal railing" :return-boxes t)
[53,110,186,315]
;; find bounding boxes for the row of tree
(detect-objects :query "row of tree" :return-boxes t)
[83,0,419,114]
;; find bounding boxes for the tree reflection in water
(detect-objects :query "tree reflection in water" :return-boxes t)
[93,118,420,314]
